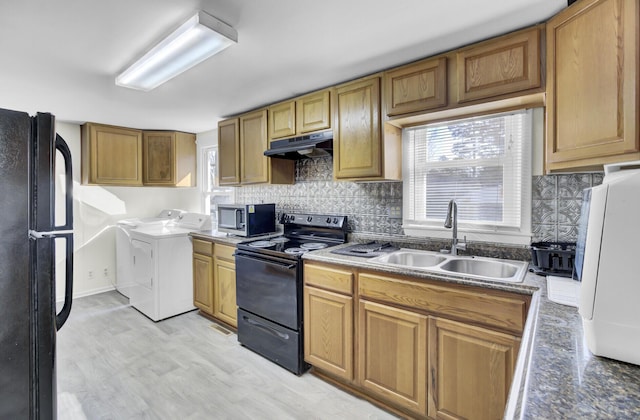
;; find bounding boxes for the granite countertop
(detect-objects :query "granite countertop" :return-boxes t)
[302,243,640,420]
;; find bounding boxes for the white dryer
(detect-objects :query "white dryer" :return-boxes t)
[128,212,211,321]
[115,209,184,298]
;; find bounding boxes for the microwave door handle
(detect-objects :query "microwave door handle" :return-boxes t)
[54,134,73,232]
[54,232,74,330]
[235,208,242,227]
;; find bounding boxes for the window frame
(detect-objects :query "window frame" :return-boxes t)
[402,109,534,245]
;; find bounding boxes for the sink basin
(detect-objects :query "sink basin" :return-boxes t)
[373,251,446,267]
[370,249,527,283]
[439,258,521,279]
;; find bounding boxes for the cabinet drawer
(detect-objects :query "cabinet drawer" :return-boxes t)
[214,243,236,262]
[192,239,213,256]
[358,272,528,334]
[304,263,353,295]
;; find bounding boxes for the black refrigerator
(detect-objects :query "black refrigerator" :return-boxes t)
[0,107,74,419]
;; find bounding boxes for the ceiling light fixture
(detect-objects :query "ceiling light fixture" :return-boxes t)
[116,11,237,91]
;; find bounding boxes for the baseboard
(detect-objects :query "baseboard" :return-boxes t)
[57,285,116,303]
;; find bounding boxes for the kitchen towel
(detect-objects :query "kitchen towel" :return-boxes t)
[546,275,580,307]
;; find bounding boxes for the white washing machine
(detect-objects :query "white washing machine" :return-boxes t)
[115,209,184,298]
[128,212,211,321]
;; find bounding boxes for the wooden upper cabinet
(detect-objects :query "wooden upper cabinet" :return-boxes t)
[546,0,640,171]
[81,123,143,186]
[142,131,196,187]
[456,26,542,103]
[220,112,294,186]
[334,76,401,181]
[297,90,331,133]
[240,109,270,184]
[218,118,240,186]
[268,101,296,140]
[269,89,331,141]
[428,317,520,420]
[385,57,447,116]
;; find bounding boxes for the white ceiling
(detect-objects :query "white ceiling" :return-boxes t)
[0,0,566,134]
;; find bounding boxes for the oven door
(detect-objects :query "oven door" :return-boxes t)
[235,252,300,330]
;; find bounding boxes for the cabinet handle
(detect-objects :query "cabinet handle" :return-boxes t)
[243,316,290,340]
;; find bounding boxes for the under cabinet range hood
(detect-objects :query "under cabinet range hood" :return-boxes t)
[264,130,333,159]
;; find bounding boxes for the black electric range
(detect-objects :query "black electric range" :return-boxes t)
[234,213,347,374]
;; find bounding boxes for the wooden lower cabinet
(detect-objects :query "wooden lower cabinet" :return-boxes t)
[192,239,237,328]
[358,300,428,417]
[193,252,214,314]
[304,286,353,381]
[303,261,527,419]
[428,317,520,420]
[213,260,236,326]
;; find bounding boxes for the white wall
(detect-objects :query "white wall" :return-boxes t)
[55,122,201,300]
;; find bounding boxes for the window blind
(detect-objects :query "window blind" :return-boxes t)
[404,110,532,239]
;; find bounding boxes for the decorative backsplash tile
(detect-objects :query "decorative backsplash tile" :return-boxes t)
[531,173,603,243]
[235,156,603,247]
[235,156,404,236]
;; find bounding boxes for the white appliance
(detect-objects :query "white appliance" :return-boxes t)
[577,161,640,365]
[115,209,184,298]
[128,212,211,321]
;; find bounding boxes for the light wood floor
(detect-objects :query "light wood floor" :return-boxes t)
[57,291,398,419]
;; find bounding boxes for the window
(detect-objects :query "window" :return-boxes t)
[403,109,532,245]
[201,146,234,220]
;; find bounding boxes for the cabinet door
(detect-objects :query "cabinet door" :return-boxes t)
[218,118,240,185]
[82,123,143,185]
[193,253,214,315]
[546,0,639,171]
[456,26,541,103]
[385,57,447,116]
[358,300,428,416]
[143,131,175,185]
[304,286,353,381]
[334,77,382,179]
[269,101,296,140]
[240,110,269,184]
[297,90,331,133]
[428,317,520,420]
[214,257,237,327]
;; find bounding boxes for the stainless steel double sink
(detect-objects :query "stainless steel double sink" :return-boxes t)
[370,249,528,283]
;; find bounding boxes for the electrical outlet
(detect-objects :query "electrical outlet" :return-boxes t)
[88,270,94,279]
[388,205,403,219]
[103,268,108,277]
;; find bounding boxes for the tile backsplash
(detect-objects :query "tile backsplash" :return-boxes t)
[235,155,603,245]
[532,173,603,243]
[236,156,404,236]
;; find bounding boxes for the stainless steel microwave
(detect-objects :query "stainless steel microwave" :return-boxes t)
[217,203,276,237]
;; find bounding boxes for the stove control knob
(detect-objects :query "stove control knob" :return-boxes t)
[290,215,295,221]
[307,216,313,222]
[333,218,339,224]
[326,217,331,224]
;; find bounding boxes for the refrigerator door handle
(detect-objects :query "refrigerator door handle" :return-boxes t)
[54,134,73,231]
[54,232,74,330]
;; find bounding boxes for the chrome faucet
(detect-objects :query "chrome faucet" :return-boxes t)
[444,199,466,255]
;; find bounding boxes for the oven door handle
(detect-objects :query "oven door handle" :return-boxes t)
[234,253,297,270]
[243,316,290,340]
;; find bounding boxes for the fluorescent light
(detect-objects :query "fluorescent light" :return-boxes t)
[116,11,237,91]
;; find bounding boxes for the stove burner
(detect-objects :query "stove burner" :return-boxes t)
[249,240,276,248]
[270,237,290,243]
[284,247,307,255]
[301,242,328,250]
